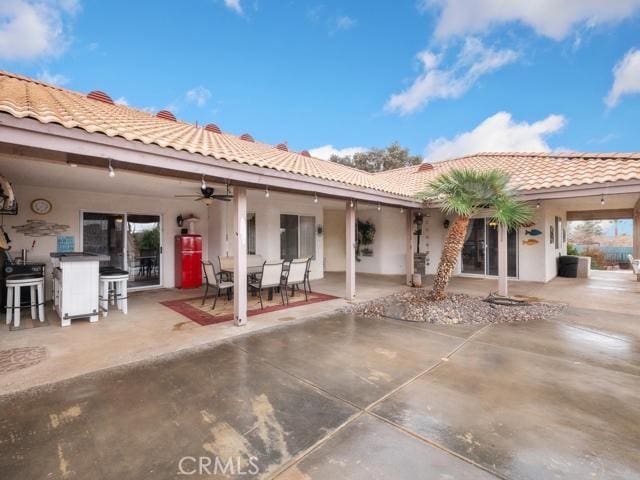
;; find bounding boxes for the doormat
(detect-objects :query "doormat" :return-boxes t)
[161,290,338,326]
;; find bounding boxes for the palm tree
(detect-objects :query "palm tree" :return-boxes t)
[418,168,534,300]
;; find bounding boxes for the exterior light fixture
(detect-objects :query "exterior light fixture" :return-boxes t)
[377,203,381,211]
[601,194,605,206]
[400,207,404,213]
[536,201,540,209]
[108,159,115,178]
[265,186,270,198]
[350,199,354,208]
[314,193,318,203]
[67,160,78,168]
[201,175,207,190]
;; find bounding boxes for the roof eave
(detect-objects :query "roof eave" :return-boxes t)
[0,114,422,208]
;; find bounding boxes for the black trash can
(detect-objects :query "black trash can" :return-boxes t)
[558,256,579,278]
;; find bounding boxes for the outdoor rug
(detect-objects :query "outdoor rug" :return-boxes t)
[160,290,338,326]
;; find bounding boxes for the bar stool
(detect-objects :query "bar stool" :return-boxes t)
[5,273,45,328]
[99,271,129,317]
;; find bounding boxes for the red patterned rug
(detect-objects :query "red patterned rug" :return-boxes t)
[161,290,338,326]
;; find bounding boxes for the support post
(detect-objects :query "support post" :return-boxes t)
[233,186,247,326]
[345,200,356,301]
[634,198,640,258]
[497,224,508,297]
[406,209,414,286]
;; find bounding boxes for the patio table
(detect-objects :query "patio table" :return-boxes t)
[221,264,286,301]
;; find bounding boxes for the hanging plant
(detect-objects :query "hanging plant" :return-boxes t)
[356,219,376,261]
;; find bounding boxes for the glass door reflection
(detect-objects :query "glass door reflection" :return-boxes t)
[127,214,161,288]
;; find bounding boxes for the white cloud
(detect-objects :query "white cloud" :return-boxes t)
[385,38,519,115]
[605,48,640,108]
[223,0,242,15]
[36,69,68,86]
[423,0,640,40]
[185,86,212,107]
[309,145,368,160]
[425,111,566,162]
[333,15,356,32]
[114,97,128,106]
[0,0,78,61]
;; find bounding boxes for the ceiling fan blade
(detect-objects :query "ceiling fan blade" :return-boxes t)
[174,195,201,198]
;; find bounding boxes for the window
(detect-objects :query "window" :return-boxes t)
[247,213,256,254]
[280,214,316,260]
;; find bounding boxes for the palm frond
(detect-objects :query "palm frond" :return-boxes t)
[417,168,534,227]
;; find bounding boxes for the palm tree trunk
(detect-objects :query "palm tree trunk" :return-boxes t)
[430,216,470,300]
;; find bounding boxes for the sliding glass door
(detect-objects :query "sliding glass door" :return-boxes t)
[82,212,162,289]
[461,218,518,278]
[82,213,125,269]
[126,215,161,288]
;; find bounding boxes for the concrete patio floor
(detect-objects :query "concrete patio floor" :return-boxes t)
[0,273,409,395]
[1,305,639,479]
[1,269,638,396]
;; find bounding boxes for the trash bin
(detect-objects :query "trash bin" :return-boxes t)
[558,256,579,278]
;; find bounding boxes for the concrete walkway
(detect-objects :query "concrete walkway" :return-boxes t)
[1,307,638,479]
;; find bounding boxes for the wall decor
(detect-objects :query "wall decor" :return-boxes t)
[549,225,555,245]
[522,239,539,246]
[0,174,17,215]
[12,219,70,237]
[525,228,542,236]
[57,235,75,252]
[30,198,52,215]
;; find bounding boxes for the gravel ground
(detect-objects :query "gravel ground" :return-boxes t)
[342,289,565,325]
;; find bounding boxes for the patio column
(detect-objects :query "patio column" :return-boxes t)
[406,209,414,286]
[634,198,640,258]
[497,224,508,297]
[233,186,247,326]
[345,200,356,301]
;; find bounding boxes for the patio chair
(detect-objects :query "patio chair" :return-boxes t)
[628,254,640,281]
[250,261,285,309]
[202,261,234,310]
[285,258,309,303]
[218,256,234,282]
[304,257,312,293]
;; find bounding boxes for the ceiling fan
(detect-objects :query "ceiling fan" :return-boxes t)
[174,177,233,205]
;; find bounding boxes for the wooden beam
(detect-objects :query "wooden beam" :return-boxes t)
[406,209,414,286]
[567,209,634,221]
[345,200,356,301]
[233,187,247,326]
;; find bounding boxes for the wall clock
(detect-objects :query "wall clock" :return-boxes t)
[31,198,52,215]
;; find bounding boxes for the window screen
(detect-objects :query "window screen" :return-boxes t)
[299,216,316,260]
[247,213,256,254]
[280,214,299,260]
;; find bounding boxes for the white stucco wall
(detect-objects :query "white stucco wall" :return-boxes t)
[4,183,209,295]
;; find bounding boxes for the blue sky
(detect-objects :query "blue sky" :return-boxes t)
[1,0,640,161]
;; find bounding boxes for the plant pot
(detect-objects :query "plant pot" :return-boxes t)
[412,273,422,287]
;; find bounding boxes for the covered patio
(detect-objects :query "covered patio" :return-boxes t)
[0,272,410,395]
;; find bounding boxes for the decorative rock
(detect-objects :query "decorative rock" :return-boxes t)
[342,290,565,325]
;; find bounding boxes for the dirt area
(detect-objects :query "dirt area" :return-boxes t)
[343,289,565,325]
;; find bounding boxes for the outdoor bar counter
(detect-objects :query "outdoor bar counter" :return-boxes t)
[50,252,110,326]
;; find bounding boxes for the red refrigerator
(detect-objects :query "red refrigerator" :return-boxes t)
[175,235,202,288]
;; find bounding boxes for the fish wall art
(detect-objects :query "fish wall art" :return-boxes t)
[525,229,542,236]
[522,239,540,246]
[12,219,70,237]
